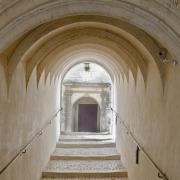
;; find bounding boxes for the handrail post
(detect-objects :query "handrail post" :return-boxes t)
[136,146,140,164]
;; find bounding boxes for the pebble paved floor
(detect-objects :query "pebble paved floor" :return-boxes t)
[53,147,118,156]
[41,134,128,180]
[45,160,125,172]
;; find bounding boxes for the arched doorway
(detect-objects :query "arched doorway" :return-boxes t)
[61,62,113,134]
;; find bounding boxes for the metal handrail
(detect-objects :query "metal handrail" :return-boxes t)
[111,108,169,180]
[0,108,62,175]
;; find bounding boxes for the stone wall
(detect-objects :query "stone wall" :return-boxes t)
[116,60,180,180]
[0,1,179,180]
[0,59,60,180]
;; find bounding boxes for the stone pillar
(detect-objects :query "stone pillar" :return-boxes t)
[100,91,106,132]
[100,85,111,132]
[105,86,112,133]
[63,90,72,132]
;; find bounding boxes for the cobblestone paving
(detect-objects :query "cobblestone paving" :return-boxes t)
[45,160,125,172]
[53,147,118,156]
[41,136,128,180]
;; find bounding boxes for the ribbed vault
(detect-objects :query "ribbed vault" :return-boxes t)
[0,1,180,57]
[2,15,172,91]
[0,2,179,179]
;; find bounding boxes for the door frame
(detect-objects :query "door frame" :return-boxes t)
[73,97,100,132]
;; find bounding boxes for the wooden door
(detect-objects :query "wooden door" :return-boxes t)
[78,104,98,132]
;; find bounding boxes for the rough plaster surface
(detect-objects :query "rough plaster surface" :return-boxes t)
[0,1,179,180]
[116,62,180,180]
[0,61,60,180]
[0,0,179,60]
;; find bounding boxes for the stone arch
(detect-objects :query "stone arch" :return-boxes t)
[61,60,113,133]
[60,58,115,110]
[0,9,176,95]
[0,1,179,59]
[19,26,147,85]
[72,94,101,109]
[5,16,161,87]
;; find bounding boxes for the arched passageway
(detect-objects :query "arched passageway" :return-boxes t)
[0,1,180,180]
[61,62,114,135]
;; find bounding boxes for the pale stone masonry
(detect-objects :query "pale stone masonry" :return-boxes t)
[0,1,180,180]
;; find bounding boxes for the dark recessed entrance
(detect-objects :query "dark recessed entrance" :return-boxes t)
[78,104,98,132]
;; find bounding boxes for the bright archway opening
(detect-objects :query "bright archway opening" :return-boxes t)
[60,62,115,137]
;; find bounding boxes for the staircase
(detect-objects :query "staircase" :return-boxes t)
[41,133,128,180]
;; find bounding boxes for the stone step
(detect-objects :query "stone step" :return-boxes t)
[61,131,110,136]
[59,133,113,141]
[42,160,128,179]
[51,147,120,160]
[57,140,116,148]
[59,134,113,141]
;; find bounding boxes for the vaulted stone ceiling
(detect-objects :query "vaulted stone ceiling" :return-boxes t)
[0,0,179,90]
